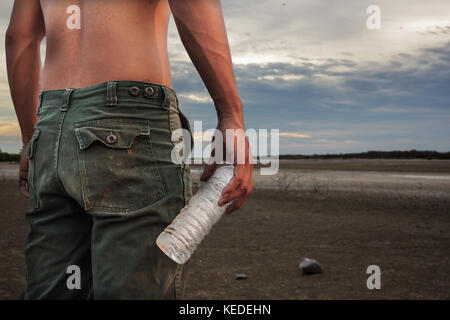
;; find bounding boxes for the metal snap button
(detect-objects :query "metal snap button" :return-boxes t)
[144,86,155,97]
[129,86,140,96]
[106,133,118,144]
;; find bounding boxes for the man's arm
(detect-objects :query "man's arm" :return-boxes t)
[6,0,45,144]
[6,0,45,197]
[169,0,254,214]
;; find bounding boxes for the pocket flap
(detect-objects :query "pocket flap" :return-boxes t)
[27,129,40,159]
[74,120,150,150]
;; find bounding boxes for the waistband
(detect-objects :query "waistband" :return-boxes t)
[38,80,178,111]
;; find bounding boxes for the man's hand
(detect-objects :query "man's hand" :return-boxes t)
[19,143,30,198]
[200,117,254,214]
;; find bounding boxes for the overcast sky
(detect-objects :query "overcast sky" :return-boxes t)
[0,0,449,154]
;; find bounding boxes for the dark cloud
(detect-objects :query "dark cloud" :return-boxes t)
[172,41,450,153]
[417,24,450,36]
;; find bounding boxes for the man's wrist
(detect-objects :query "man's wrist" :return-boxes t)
[215,98,244,123]
[214,93,243,111]
[217,112,245,128]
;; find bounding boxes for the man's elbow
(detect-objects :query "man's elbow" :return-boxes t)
[5,27,45,47]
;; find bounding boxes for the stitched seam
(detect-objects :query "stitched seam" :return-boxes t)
[85,197,157,211]
[76,142,91,210]
[28,129,40,209]
[74,118,149,127]
[77,132,150,150]
[174,264,183,300]
[146,120,166,196]
[53,112,66,192]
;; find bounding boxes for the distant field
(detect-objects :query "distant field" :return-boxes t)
[2,159,450,180]
[1,159,449,299]
[276,159,450,172]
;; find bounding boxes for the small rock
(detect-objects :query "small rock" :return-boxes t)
[235,274,248,280]
[299,258,323,275]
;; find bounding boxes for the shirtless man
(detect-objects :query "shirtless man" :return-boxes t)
[6,0,254,299]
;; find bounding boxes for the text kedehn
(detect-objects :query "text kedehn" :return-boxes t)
[224,304,271,315]
[179,304,270,317]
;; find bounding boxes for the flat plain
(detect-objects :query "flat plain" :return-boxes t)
[1,159,449,299]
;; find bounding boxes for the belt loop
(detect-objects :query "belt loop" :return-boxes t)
[60,88,74,112]
[37,92,43,116]
[161,86,171,110]
[107,81,118,107]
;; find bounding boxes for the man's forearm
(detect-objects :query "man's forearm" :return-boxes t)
[6,33,42,145]
[169,0,244,126]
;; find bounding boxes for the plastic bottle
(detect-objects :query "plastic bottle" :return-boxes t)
[156,165,234,264]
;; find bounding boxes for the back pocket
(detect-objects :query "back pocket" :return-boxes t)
[74,118,166,215]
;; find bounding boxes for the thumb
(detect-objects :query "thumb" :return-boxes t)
[20,181,30,199]
[200,163,217,182]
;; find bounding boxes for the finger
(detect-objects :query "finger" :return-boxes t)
[220,175,242,198]
[221,164,252,194]
[200,163,217,182]
[219,183,247,206]
[225,192,249,214]
[20,183,30,199]
[219,164,253,205]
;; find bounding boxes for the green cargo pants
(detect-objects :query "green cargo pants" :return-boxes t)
[23,80,193,300]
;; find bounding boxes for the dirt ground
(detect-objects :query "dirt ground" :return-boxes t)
[0,160,449,299]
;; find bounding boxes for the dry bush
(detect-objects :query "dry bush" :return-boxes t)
[309,177,333,199]
[271,172,300,192]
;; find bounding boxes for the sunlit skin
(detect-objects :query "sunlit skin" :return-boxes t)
[6,0,254,214]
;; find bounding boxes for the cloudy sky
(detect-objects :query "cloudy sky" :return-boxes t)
[0,0,449,154]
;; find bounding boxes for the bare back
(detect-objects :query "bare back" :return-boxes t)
[40,0,172,91]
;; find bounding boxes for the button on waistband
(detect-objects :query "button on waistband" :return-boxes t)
[144,86,155,97]
[129,86,140,96]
